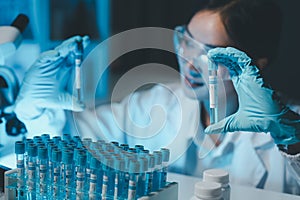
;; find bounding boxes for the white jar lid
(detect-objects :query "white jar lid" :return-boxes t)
[203,168,229,184]
[194,181,222,199]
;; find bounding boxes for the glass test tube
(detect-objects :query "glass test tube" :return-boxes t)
[51,148,62,199]
[208,59,218,124]
[113,157,126,199]
[137,157,148,197]
[37,145,48,197]
[89,156,101,200]
[160,148,170,188]
[76,152,87,200]
[26,143,37,199]
[15,141,26,199]
[102,155,115,199]
[75,38,83,102]
[62,150,74,199]
[152,151,163,191]
[145,154,155,195]
[128,160,140,200]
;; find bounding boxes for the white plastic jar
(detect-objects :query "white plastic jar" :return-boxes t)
[203,169,230,200]
[190,181,223,200]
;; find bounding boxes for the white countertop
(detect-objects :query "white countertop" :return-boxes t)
[168,172,300,200]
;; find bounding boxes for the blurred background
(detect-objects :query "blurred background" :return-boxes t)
[0,0,300,103]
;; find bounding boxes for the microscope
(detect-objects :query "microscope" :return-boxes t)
[0,14,29,148]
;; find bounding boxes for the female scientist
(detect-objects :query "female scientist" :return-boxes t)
[14,0,300,194]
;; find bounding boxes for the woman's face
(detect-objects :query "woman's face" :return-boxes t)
[178,10,234,101]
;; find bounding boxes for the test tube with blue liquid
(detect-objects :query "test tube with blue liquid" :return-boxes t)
[15,141,25,199]
[51,148,62,199]
[208,59,218,124]
[137,157,148,197]
[37,145,48,198]
[152,151,163,191]
[113,157,126,199]
[62,150,74,199]
[26,143,37,199]
[144,153,155,195]
[102,155,115,199]
[89,156,101,200]
[128,160,140,200]
[160,148,170,188]
[76,152,87,199]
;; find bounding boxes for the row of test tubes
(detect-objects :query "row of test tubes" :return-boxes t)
[12,133,170,200]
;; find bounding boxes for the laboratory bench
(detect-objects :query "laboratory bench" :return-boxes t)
[1,153,300,200]
[168,172,300,200]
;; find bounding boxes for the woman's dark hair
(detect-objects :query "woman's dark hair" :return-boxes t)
[203,0,282,64]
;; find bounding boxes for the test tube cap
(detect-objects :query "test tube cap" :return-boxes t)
[35,141,45,147]
[72,135,81,142]
[148,154,155,169]
[52,136,61,144]
[76,152,87,167]
[203,168,229,184]
[63,133,71,141]
[59,140,68,148]
[161,148,170,162]
[38,145,48,159]
[48,143,57,159]
[15,141,25,154]
[25,139,34,151]
[153,151,162,165]
[90,156,100,169]
[41,133,50,141]
[194,181,222,199]
[135,145,144,152]
[129,160,140,174]
[138,157,148,172]
[120,143,129,151]
[74,147,85,161]
[111,141,119,146]
[33,136,42,143]
[62,150,74,164]
[103,155,114,168]
[82,138,92,148]
[25,138,34,145]
[128,148,137,153]
[27,143,38,157]
[114,157,125,171]
[52,149,62,162]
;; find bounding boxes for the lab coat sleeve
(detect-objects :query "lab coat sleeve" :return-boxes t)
[22,108,66,138]
[69,84,193,144]
[277,103,300,186]
[68,83,200,164]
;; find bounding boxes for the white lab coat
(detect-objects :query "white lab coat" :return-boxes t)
[29,83,300,194]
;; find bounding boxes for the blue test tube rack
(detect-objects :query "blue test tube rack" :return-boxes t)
[5,135,178,200]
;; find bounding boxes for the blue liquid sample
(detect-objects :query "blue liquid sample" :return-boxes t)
[128,160,140,200]
[51,148,62,199]
[37,145,49,198]
[160,148,170,188]
[152,151,163,191]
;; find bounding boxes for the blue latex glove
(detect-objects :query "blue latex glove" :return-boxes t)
[14,35,90,123]
[205,47,300,145]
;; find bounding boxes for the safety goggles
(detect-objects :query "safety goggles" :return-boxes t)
[173,25,231,81]
[173,25,216,61]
